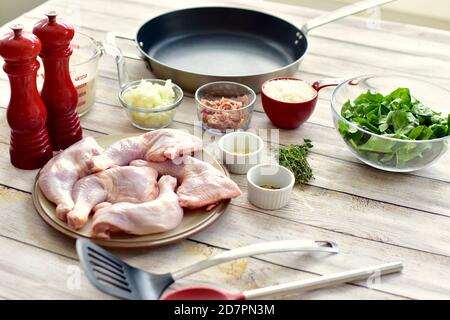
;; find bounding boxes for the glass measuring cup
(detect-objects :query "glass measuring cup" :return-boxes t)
[37,32,103,116]
[70,32,103,116]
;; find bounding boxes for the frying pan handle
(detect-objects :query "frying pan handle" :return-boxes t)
[106,32,143,61]
[301,0,396,34]
[171,240,339,281]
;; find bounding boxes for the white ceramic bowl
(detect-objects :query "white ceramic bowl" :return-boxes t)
[218,132,264,174]
[246,164,295,210]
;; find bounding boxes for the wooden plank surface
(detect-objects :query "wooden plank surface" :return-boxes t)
[0,0,449,300]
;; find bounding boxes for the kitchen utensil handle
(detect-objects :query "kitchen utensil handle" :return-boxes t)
[172,240,338,281]
[243,261,403,299]
[102,42,128,88]
[312,78,347,91]
[312,78,360,91]
[106,32,142,61]
[302,0,396,34]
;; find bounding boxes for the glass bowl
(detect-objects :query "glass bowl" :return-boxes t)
[118,79,183,130]
[331,74,450,172]
[195,81,256,135]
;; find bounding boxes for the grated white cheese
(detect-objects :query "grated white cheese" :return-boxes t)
[263,79,317,103]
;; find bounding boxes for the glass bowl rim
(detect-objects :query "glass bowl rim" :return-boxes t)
[118,79,184,113]
[195,81,257,113]
[331,73,450,144]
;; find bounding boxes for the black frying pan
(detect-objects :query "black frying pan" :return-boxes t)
[108,0,395,92]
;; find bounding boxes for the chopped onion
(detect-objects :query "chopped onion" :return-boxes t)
[123,79,175,109]
[123,79,176,128]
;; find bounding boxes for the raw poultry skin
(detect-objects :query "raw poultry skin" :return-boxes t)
[131,156,242,210]
[38,137,104,221]
[67,166,159,229]
[88,129,203,172]
[92,175,183,239]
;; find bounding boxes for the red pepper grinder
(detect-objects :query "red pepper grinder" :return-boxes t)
[0,25,53,169]
[33,11,82,150]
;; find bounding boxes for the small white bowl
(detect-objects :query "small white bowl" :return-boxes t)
[218,132,264,174]
[247,164,295,210]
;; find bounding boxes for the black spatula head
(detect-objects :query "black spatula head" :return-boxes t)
[76,239,173,300]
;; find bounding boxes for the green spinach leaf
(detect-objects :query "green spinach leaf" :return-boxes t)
[338,87,449,168]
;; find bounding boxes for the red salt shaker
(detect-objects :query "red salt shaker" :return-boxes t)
[33,11,82,150]
[0,25,53,169]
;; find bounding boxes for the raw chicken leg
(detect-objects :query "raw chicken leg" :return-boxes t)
[131,156,241,209]
[88,129,202,172]
[67,166,159,229]
[92,175,183,239]
[38,137,103,221]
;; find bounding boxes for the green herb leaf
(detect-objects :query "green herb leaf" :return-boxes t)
[388,110,410,132]
[277,140,314,185]
[412,101,434,117]
[385,88,411,106]
[356,136,396,153]
[408,126,425,140]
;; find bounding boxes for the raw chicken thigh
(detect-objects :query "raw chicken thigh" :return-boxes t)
[38,137,103,221]
[39,129,241,238]
[92,175,183,239]
[88,129,202,172]
[131,156,242,210]
[67,166,159,229]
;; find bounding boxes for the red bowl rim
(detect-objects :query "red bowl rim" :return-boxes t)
[261,77,318,105]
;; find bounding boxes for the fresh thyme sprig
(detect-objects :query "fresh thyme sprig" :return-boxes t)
[276,139,314,184]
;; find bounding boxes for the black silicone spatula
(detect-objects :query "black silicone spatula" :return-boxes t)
[76,238,338,300]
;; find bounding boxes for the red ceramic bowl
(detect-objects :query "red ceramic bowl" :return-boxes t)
[261,77,336,129]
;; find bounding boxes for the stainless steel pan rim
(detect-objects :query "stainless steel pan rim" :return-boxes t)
[134,6,310,79]
[107,0,397,92]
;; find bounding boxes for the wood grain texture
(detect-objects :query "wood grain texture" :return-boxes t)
[0,0,449,300]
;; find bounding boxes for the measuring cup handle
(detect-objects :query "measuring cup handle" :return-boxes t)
[102,42,128,88]
[106,32,143,61]
[312,78,346,91]
[312,78,360,92]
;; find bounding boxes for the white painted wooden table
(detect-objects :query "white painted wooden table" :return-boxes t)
[0,0,449,300]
